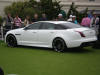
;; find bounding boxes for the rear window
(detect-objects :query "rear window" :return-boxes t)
[60,23,83,29]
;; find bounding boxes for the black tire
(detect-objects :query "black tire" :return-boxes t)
[6,34,17,47]
[52,38,67,52]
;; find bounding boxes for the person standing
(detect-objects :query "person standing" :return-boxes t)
[13,15,22,29]
[72,16,78,24]
[32,13,40,23]
[81,15,91,27]
[24,16,31,26]
[67,15,73,22]
[57,14,65,21]
[5,13,13,29]
[90,13,99,35]
[88,12,93,19]
[98,16,100,41]
[40,13,48,21]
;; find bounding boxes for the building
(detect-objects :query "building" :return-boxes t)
[0,0,100,16]
[60,0,100,14]
[0,0,24,16]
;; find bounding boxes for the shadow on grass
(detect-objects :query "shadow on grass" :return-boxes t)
[0,40,94,53]
[64,48,94,53]
[18,45,53,51]
[17,45,94,54]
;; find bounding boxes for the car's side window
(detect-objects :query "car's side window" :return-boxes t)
[55,24,67,30]
[41,23,55,30]
[25,23,41,30]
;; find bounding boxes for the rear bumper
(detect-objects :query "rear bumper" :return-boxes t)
[66,36,97,48]
[80,41,97,47]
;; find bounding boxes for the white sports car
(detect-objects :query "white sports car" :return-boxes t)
[5,21,97,52]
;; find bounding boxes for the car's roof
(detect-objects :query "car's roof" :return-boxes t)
[38,21,70,24]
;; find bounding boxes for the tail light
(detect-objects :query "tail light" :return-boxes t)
[76,31,85,37]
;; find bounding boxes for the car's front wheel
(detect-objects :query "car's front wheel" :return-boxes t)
[6,34,17,47]
[52,38,67,52]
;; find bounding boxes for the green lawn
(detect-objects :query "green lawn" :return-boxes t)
[0,41,100,75]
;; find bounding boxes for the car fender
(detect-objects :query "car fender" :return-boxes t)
[51,33,70,48]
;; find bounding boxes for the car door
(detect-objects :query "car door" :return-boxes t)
[19,22,41,45]
[37,22,57,46]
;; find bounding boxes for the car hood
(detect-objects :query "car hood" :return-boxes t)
[9,28,23,32]
[6,28,24,35]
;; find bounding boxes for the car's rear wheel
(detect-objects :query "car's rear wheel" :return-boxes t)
[6,34,17,47]
[52,38,67,52]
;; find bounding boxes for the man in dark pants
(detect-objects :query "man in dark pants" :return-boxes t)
[0,67,4,75]
[97,16,100,48]
[93,16,100,48]
[98,16,100,41]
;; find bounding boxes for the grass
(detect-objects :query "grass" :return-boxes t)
[0,41,100,75]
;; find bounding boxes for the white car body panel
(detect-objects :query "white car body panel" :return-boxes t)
[5,21,97,48]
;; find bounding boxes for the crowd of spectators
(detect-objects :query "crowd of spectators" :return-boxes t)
[0,12,100,36]
[3,13,48,29]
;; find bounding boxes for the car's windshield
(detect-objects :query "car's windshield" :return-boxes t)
[60,23,83,29]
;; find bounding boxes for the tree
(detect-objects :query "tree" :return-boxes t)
[67,2,88,23]
[67,2,79,19]
[4,2,27,19]
[60,10,67,19]
[4,0,62,20]
[39,0,62,19]
[4,1,40,20]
